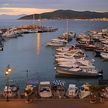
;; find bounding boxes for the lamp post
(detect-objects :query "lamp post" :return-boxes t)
[4,65,12,101]
[26,70,29,83]
[25,70,32,103]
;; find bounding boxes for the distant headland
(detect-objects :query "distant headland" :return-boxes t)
[18,10,108,21]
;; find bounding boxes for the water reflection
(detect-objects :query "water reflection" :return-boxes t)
[36,33,41,55]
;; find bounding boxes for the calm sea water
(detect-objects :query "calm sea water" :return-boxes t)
[0,19,108,90]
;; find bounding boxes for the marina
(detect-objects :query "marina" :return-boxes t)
[0,0,108,107]
[0,19,108,93]
[54,45,102,78]
[0,79,108,104]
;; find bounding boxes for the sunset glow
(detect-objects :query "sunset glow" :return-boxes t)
[0,7,55,15]
[0,0,107,16]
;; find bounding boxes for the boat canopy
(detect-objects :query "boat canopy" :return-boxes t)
[40,81,50,85]
[69,84,76,88]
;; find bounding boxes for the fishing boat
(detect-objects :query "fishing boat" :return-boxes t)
[3,81,19,98]
[52,80,65,98]
[102,87,108,99]
[66,84,78,98]
[79,83,91,99]
[38,81,52,98]
[24,84,34,97]
[24,80,38,97]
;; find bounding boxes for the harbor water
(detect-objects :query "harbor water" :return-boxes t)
[0,19,108,90]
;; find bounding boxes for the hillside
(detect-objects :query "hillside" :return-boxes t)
[18,10,108,20]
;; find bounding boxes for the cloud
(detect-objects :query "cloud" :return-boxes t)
[0,0,62,8]
[0,0,107,15]
[0,7,55,15]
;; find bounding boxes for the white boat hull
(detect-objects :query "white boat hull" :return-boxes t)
[100,52,108,60]
[56,67,102,77]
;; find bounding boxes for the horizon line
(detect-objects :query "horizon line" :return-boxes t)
[0,9,108,16]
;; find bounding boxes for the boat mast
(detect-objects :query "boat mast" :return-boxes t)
[33,14,35,30]
[66,19,69,40]
[66,19,69,33]
[38,14,41,27]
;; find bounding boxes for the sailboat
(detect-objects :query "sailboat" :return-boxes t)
[63,19,76,42]
[33,14,57,33]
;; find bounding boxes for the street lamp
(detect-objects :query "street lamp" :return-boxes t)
[5,65,12,75]
[4,65,12,101]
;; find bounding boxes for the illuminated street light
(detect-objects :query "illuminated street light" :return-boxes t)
[5,65,12,75]
[4,65,12,101]
[5,71,9,76]
[7,68,12,72]
[7,65,12,72]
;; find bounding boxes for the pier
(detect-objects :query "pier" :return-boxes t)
[0,24,57,38]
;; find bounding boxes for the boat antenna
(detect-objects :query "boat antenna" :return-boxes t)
[66,19,69,33]
[38,14,41,27]
[33,14,35,30]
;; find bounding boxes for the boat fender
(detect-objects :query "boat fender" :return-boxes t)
[54,67,56,69]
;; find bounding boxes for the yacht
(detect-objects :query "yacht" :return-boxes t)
[100,52,108,60]
[46,39,67,47]
[38,81,52,98]
[55,66,102,77]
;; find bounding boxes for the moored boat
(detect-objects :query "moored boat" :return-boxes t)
[38,81,52,98]
[100,52,108,60]
[79,83,91,99]
[3,82,19,98]
[24,84,34,96]
[52,80,65,98]
[66,84,78,98]
[55,66,102,77]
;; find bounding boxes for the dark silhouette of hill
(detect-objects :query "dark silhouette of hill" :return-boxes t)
[18,10,108,20]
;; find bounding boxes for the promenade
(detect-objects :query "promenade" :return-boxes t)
[0,99,108,108]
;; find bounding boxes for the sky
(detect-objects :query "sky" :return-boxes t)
[0,0,108,15]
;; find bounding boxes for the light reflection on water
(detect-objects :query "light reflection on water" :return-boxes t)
[36,33,41,56]
[0,19,108,90]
